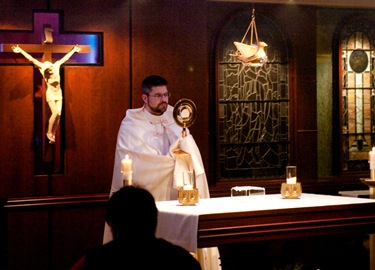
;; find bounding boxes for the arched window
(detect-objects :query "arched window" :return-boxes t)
[215,11,289,181]
[338,20,375,173]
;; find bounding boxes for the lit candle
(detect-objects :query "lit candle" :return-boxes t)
[286,177,297,184]
[183,184,193,190]
[121,154,133,185]
[286,166,297,184]
[369,147,375,170]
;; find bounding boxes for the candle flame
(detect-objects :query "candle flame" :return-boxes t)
[373,147,375,152]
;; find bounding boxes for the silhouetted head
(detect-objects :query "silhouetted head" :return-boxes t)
[105,186,158,240]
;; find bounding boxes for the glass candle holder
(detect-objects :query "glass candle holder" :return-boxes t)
[286,166,297,184]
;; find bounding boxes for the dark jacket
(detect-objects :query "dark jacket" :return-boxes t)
[81,236,202,270]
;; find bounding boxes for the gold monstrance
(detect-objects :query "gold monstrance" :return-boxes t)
[173,99,199,205]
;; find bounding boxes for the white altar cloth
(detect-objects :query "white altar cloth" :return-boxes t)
[155,193,375,252]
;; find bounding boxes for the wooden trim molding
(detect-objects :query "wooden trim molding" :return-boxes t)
[4,193,109,212]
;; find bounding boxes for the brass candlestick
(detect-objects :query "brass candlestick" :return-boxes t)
[360,169,375,199]
[177,170,199,206]
[281,183,302,199]
[178,187,199,206]
[122,171,133,186]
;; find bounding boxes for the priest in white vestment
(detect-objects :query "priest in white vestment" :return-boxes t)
[104,75,221,270]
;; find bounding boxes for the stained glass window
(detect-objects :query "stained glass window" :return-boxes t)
[217,12,289,179]
[341,30,375,172]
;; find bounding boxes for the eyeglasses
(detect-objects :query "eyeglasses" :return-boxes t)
[147,92,171,99]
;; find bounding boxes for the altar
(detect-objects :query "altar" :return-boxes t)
[155,193,375,253]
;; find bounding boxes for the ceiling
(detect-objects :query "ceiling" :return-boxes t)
[210,0,375,9]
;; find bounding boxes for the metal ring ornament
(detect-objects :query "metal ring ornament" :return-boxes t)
[173,98,197,128]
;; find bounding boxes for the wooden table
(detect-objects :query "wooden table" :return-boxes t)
[156,193,375,253]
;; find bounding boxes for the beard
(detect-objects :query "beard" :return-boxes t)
[148,102,168,115]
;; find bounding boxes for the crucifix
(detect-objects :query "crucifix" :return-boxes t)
[8,42,87,144]
[0,11,100,174]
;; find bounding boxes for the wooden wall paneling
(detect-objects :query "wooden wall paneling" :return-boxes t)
[257,4,318,181]
[297,130,318,180]
[0,199,7,270]
[0,66,37,198]
[5,194,108,270]
[289,7,318,181]
[7,211,49,270]
[131,0,210,179]
[50,207,106,270]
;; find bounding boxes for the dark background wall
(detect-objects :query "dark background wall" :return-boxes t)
[0,0,373,269]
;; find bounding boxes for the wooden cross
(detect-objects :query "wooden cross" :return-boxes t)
[0,11,100,174]
[0,43,91,61]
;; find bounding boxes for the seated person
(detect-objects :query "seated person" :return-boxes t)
[71,186,201,270]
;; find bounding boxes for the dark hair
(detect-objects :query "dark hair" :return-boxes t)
[141,75,168,95]
[105,186,158,239]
